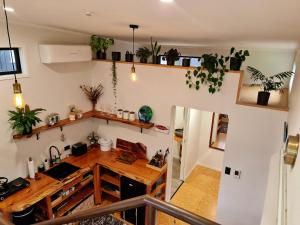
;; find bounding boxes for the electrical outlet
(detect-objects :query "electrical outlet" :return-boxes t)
[225,167,231,175]
[234,170,241,179]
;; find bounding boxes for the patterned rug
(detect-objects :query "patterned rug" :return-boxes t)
[79,215,126,225]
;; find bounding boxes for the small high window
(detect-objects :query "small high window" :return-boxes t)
[0,48,22,76]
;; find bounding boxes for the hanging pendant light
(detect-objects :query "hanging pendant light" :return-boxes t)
[3,0,25,108]
[129,24,139,81]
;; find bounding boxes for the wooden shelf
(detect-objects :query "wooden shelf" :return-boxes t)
[55,186,94,217]
[93,111,154,133]
[51,176,93,208]
[101,174,119,187]
[12,110,154,140]
[236,101,289,112]
[13,111,94,140]
[102,188,120,199]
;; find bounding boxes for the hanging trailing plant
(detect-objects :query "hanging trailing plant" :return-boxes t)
[185,53,229,94]
[111,61,117,110]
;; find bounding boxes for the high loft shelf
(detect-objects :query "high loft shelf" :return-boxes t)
[12,111,154,140]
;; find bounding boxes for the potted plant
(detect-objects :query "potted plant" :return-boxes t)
[80,83,104,111]
[163,48,180,66]
[90,35,114,60]
[125,51,133,62]
[151,38,161,64]
[229,47,250,70]
[136,47,152,63]
[247,66,293,105]
[8,105,45,135]
[112,52,121,61]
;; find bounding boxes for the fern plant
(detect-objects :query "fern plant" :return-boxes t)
[8,105,45,135]
[247,66,294,92]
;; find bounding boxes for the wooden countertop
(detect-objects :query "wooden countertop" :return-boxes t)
[0,147,165,213]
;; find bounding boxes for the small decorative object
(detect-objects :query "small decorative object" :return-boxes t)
[247,66,293,106]
[163,48,180,66]
[90,35,114,60]
[123,110,129,120]
[27,157,35,179]
[112,51,121,61]
[138,105,153,123]
[284,134,299,167]
[99,137,112,151]
[8,105,45,135]
[151,37,161,64]
[46,113,60,126]
[69,112,76,121]
[154,124,170,134]
[129,111,136,121]
[182,58,191,67]
[147,148,169,171]
[185,53,229,94]
[38,163,45,173]
[80,83,104,111]
[229,47,250,71]
[87,132,100,147]
[75,110,83,119]
[44,159,50,170]
[136,47,152,63]
[125,51,133,62]
[117,109,123,119]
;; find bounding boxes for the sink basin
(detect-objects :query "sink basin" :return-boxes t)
[44,162,80,181]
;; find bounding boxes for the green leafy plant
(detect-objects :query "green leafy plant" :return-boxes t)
[136,47,152,63]
[151,37,161,64]
[89,35,114,53]
[229,47,250,70]
[112,61,117,109]
[163,48,180,65]
[8,105,45,135]
[185,53,229,94]
[247,66,293,92]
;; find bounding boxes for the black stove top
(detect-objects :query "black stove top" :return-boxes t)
[0,177,30,201]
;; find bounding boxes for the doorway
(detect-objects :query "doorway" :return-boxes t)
[168,106,229,221]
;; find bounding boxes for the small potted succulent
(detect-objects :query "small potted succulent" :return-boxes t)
[182,58,191,67]
[229,47,250,70]
[151,38,161,64]
[8,105,45,135]
[247,66,293,106]
[136,47,152,63]
[125,51,133,62]
[90,35,114,60]
[163,48,180,66]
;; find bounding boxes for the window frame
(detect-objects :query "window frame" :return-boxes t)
[0,47,22,76]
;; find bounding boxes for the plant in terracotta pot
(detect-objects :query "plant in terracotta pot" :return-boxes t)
[151,37,161,64]
[80,83,104,111]
[247,66,293,106]
[229,47,250,70]
[136,47,152,63]
[163,48,180,66]
[8,105,45,135]
[90,35,114,60]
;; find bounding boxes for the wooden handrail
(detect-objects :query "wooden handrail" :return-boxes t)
[34,195,220,225]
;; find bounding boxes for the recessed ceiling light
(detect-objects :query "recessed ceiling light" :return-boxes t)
[160,0,174,3]
[4,7,15,12]
[85,11,94,16]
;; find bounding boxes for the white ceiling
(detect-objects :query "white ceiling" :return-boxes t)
[2,0,300,48]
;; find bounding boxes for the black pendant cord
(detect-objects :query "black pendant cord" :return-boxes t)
[132,27,135,67]
[3,0,17,83]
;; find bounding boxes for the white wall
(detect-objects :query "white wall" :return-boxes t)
[173,106,184,159]
[197,111,224,172]
[91,60,287,225]
[286,50,300,225]
[0,22,95,180]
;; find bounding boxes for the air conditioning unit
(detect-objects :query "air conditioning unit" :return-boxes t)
[39,45,92,64]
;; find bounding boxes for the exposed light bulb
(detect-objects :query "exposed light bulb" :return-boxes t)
[160,0,174,3]
[13,81,24,108]
[131,66,137,81]
[4,7,14,12]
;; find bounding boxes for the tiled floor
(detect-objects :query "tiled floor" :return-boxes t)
[158,165,221,225]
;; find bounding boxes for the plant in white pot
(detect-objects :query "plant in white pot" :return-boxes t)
[247,66,294,106]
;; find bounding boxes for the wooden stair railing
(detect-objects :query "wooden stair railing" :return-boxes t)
[0,195,220,225]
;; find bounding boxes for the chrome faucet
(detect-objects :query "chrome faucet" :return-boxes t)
[49,146,61,167]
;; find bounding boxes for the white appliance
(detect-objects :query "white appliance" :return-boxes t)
[99,138,112,152]
[39,45,92,63]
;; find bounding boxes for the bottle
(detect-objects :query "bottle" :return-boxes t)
[28,157,35,179]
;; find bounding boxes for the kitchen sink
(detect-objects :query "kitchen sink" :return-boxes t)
[44,162,80,181]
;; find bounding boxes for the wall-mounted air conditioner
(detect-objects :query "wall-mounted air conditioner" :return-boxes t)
[39,45,92,64]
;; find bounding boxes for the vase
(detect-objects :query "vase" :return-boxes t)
[257,91,270,106]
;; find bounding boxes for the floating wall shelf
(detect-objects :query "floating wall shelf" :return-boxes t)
[12,110,154,140]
